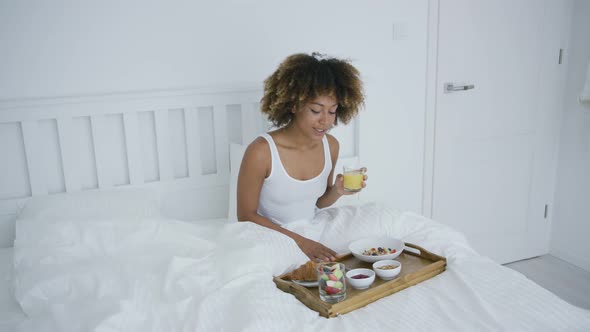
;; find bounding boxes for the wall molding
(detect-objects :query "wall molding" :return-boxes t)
[0,83,262,110]
[422,0,440,218]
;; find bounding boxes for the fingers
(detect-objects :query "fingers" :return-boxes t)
[311,255,330,263]
[300,239,338,262]
[314,246,338,262]
[362,170,368,189]
[308,254,329,262]
[317,245,337,262]
[334,174,352,196]
[316,253,334,262]
[326,246,338,258]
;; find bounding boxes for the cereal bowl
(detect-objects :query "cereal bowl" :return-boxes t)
[372,259,402,280]
[345,268,375,290]
[348,236,405,263]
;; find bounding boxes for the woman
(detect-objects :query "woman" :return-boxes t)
[237,52,366,262]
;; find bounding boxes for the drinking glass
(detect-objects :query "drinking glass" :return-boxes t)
[317,262,346,303]
[343,166,364,192]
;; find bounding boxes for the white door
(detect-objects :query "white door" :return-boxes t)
[429,0,568,263]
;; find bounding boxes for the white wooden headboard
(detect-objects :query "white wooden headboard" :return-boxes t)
[0,86,360,247]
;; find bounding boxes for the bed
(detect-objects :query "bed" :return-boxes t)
[1,87,589,332]
[0,247,25,331]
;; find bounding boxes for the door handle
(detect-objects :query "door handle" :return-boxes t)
[444,83,475,93]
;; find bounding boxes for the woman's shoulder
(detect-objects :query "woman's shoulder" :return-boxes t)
[326,133,339,147]
[326,133,339,158]
[243,136,271,165]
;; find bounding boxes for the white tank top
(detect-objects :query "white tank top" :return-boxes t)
[257,133,332,226]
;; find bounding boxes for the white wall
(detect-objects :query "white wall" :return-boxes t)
[0,0,430,214]
[550,0,590,272]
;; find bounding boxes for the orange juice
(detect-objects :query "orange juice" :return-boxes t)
[343,171,363,192]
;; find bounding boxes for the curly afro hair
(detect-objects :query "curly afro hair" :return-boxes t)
[260,52,365,128]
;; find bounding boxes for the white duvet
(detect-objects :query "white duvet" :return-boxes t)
[12,203,590,331]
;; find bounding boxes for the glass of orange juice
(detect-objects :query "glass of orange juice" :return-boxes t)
[343,166,365,192]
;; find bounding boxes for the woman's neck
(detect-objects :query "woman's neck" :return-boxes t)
[275,125,319,151]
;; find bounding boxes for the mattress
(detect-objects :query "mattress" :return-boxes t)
[0,247,26,330]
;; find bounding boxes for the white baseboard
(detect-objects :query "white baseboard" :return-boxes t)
[550,247,590,273]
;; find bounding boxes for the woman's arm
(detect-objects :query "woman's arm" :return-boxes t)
[316,134,343,208]
[316,134,367,209]
[237,138,337,262]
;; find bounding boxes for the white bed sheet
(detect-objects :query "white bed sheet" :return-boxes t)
[11,203,590,331]
[0,248,26,331]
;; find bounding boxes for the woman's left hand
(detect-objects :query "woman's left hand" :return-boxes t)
[334,167,368,196]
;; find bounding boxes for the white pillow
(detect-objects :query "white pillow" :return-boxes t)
[16,188,162,221]
[228,143,247,222]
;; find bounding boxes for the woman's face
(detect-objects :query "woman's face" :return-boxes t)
[291,95,338,140]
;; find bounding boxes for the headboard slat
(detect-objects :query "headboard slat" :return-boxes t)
[123,112,144,186]
[184,107,202,177]
[240,102,258,145]
[90,114,113,189]
[213,104,229,176]
[21,121,48,196]
[154,110,173,181]
[56,117,81,192]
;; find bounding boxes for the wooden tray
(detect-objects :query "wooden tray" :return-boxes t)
[273,242,446,318]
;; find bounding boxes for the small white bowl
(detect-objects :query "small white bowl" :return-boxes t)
[345,268,375,290]
[372,260,402,280]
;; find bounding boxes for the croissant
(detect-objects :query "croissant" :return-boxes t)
[283,261,319,282]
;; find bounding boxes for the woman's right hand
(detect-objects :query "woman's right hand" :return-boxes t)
[296,237,338,262]
[333,167,368,196]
